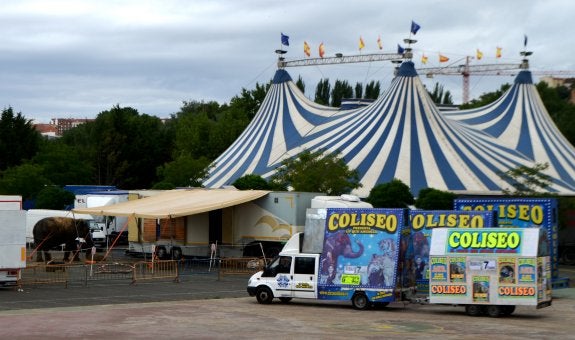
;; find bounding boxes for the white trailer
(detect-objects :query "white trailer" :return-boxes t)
[0,210,26,287]
[0,196,22,210]
[429,227,552,316]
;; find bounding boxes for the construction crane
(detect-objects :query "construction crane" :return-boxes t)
[421,52,575,104]
[420,56,523,104]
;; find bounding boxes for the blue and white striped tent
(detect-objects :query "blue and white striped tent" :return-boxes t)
[204,61,575,196]
[443,70,575,192]
[203,70,348,189]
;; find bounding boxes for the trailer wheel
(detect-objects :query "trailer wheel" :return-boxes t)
[486,305,502,318]
[256,287,274,304]
[351,293,370,310]
[465,305,484,316]
[171,247,183,260]
[279,297,292,303]
[501,305,516,316]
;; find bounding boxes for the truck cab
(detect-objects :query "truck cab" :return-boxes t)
[248,252,319,303]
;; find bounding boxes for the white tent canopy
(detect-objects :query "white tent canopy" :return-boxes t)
[72,189,270,219]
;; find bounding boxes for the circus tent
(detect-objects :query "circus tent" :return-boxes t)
[204,61,575,197]
[203,70,348,189]
[442,70,575,190]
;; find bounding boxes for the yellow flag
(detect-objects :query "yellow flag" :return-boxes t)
[304,41,311,57]
[496,47,502,58]
[359,36,365,50]
[421,54,428,64]
[476,49,483,60]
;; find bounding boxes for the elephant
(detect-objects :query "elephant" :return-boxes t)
[320,231,364,284]
[33,217,94,263]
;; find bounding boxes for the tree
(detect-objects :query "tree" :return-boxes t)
[296,76,305,94]
[0,163,49,200]
[415,188,457,210]
[499,162,552,196]
[364,80,381,99]
[331,80,353,107]
[428,83,453,105]
[228,82,270,120]
[33,140,93,185]
[459,83,511,109]
[270,149,361,195]
[0,107,41,171]
[314,79,331,105]
[367,179,414,208]
[90,105,172,188]
[232,174,272,190]
[355,82,363,99]
[156,154,212,187]
[35,185,75,210]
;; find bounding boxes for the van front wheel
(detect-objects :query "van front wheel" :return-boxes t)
[256,287,274,304]
[352,293,370,310]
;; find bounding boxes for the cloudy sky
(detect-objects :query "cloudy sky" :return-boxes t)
[1,0,573,123]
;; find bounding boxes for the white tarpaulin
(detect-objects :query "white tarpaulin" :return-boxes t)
[72,189,270,219]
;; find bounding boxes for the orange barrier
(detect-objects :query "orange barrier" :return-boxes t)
[219,257,264,277]
[132,260,179,284]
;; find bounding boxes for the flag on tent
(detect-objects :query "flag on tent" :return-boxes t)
[359,36,365,51]
[421,54,428,64]
[319,42,325,58]
[496,47,502,58]
[411,21,421,35]
[281,33,289,46]
[377,35,383,50]
[476,49,483,60]
[304,41,311,57]
[439,54,449,62]
[524,35,528,47]
[397,44,405,54]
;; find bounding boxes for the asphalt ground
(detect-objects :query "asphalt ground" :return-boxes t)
[0,266,574,339]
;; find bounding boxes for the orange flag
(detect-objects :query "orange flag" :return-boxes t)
[304,41,311,57]
[319,42,325,58]
[377,35,382,50]
[439,54,449,63]
[359,36,365,51]
[496,47,502,58]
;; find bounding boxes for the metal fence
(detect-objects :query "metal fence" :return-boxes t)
[19,256,264,288]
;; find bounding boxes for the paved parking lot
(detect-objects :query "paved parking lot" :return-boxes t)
[0,266,574,339]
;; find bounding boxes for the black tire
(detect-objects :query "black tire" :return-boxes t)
[465,305,485,316]
[486,305,502,318]
[351,293,370,310]
[279,297,292,303]
[156,246,167,260]
[501,305,516,316]
[171,247,183,260]
[256,287,274,304]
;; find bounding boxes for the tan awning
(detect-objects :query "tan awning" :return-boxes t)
[72,188,270,219]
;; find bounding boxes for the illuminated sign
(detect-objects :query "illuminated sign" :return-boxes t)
[498,286,536,297]
[410,210,495,230]
[326,208,404,234]
[447,229,523,254]
[430,285,467,295]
